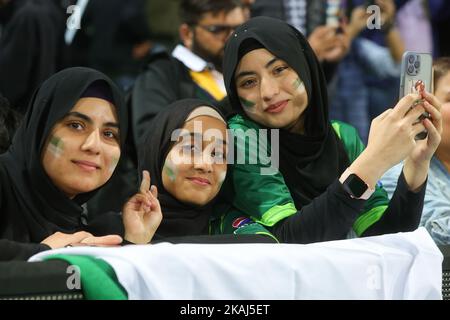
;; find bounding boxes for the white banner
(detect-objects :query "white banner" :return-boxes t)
[30,227,443,300]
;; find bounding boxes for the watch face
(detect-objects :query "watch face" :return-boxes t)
[344,174,368,198]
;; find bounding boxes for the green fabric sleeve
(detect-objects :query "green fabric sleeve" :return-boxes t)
[228,115,297,226]
[43,254,128,300]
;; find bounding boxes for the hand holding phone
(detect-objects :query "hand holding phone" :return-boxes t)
[399,51,433,140]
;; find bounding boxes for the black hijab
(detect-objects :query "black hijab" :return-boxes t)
[139,99,227,238]
[0,67,128,242]
[223,17,350,206]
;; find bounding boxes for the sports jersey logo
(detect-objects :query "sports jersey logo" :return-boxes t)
[232,217,252,229]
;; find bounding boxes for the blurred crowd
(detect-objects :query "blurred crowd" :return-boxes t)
[1,0,449,140]
[1,0,450,249]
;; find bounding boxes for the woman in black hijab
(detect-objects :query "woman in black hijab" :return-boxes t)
[0,67,161,261]
[137,98,277,243]
[217,17,443,243]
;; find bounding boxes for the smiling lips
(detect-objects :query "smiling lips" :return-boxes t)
[266,100,288,113]
[187,177,211,186]
[72,160,100,172]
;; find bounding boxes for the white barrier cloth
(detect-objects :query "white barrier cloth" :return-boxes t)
[30,227,443,300]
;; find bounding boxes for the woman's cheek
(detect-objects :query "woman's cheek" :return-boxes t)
[166,150,196,184]
[108,155,120,174]
[216,168,227,188]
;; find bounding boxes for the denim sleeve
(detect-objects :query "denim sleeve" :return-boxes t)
[379,163,404,200]
[353,38,400,79]
[420,170,450,245]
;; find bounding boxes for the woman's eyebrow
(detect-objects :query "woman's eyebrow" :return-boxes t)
[65,111,119,128]
[235,70,255,80]
[235,57,280,80]
[66,111,91,123]
[104,121,120,129]
[264,57,279,69]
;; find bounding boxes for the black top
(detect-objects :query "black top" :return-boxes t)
[0,67,129,261]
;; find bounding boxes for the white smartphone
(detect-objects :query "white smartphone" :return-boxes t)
[399,51,433,97]
[399,51,433,139]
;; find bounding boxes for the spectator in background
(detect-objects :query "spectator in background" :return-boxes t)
[144,0,181,51]
[0,93,21,154]
[396,0,433,55]
[249,0,351,82]
[396,0,450,58]
[66,0,152,91]
[330,0,406,143]
[131,0,246,145]
[381,57,450,244]
[0,0,66,114]
[241,0,255,20]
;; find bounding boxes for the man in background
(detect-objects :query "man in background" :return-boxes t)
[131,0,246,144]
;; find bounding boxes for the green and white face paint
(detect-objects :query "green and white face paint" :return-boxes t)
[48,136,65,158]
[163,155,178,182]
[293,78,305,93]
[239,96,256,109]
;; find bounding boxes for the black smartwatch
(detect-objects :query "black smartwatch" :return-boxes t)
[339,169,374,200]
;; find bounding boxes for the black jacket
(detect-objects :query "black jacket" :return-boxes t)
[130,50,231,145]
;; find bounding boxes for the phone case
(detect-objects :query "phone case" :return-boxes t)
[399,51,433,99]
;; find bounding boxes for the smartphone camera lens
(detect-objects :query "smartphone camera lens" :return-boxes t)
[408,65,415,74]
[408,55,415,64]
[414,61,420,69]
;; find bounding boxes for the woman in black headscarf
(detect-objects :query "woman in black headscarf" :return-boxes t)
[137,98,277,243]
[216,17,443,243]
[0,67,161,261]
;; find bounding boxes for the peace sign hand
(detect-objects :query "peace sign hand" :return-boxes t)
[122,171,163,244]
